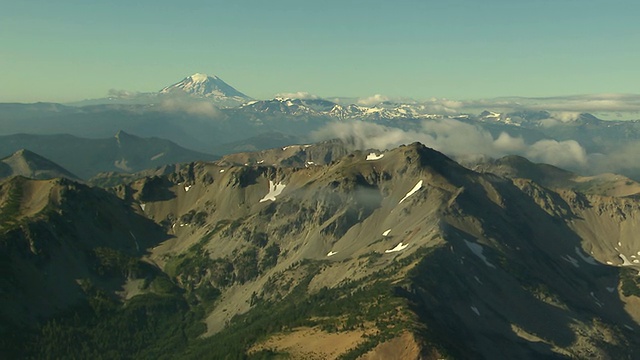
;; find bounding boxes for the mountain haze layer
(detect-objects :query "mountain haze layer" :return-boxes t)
[3,86,640,180]
[0,131,217,179]
[0,149,80,181]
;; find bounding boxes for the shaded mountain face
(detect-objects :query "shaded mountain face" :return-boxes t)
[0,149,80,181]
[0,176,168,326]
[3,142,640,359]
[0,131,217,180]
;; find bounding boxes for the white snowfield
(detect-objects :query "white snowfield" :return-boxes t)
[140,203,146,211]
[184,185,192,192]
[259,181,287,202]
[219,169,225,173]
[327,251,338,257]
[190,73,210,82]
[399,180,423,204]
[382,229,391,237]
[385,242,409,253]
[366,152,384,161]
[464,240,496,268]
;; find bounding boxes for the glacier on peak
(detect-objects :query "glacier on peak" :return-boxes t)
[190,73,211,82]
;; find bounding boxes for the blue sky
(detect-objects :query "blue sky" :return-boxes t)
[1,0,638,102]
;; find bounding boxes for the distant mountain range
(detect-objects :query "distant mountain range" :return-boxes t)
[2,73,640,182]
[5,71,640,358]
[0,131,217,179]
[0,149,80,181]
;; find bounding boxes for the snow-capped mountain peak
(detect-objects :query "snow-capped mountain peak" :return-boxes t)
[159,73,251,102]
[189,73,217,83]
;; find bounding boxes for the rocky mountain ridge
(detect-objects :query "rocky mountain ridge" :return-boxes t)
[3,142,640,358]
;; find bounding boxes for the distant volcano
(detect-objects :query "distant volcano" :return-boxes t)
[160,73,251,100]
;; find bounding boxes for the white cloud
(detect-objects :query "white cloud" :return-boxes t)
[526,139,588,169]
[108,89,139,98]
[158,98,221,117]
[493,132,526,153]
[444,94,640,117]
[357,94,390,106]
[312,118,592,173]
[311,121,427,151]
[550,111,582,123]
[275,91,319,100]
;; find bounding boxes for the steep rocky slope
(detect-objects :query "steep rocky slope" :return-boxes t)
[3,143,640,358]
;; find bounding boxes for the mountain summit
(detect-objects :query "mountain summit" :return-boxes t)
[160,73,251,101]
[0,149,80,181]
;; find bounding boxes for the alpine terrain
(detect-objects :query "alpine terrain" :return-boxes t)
[2,142,640,359]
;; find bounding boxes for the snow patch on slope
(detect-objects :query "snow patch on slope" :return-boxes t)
[399,180,423,204]
[259,181,286,202]
[385,242,409,253]
[465,240,496,268]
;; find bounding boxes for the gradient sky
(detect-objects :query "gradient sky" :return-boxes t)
[2,0,638,103]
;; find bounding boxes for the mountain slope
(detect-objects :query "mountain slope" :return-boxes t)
[3,143,640,358]
[160,73,251,103]
[474,155,640,197]
[129,143,640,358]
[0,149,80,181]
[0,131,218,179]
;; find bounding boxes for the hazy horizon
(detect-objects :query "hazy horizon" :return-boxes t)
[2,0,639,103]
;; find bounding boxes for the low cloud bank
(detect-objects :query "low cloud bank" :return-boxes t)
[158,97,221,117]
[312,119,630,175]
[437,94,640,119]
[275,91,319,100]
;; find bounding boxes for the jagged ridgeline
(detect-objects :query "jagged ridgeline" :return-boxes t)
[2,142,640,359]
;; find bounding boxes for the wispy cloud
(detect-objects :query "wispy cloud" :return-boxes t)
[107,89,140,98]
[357,94,390,106]
[438,94,640,119]
[158,97,221,117]
[312,119,593,172]
[275,91,319,100]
